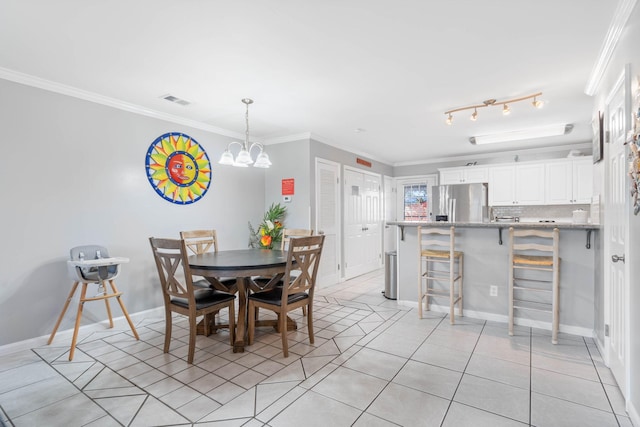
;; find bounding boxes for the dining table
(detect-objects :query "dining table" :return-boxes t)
[188,248,295,353]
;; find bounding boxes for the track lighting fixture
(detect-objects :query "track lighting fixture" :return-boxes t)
[444,92,542,124]
[446,113,453,125]
[532,96,544,108]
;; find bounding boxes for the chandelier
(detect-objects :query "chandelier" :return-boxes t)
[219,98,271,168]
[444,92,543,125]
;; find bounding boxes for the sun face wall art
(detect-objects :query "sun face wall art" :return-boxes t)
[145,132,211,204]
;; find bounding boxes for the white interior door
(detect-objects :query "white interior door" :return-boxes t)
[384,175,397,254]
[604,70,630,397]
[315,158,340,287]
[344,167,382,279]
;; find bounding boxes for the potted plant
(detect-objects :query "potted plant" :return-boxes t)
[248,203,287,249]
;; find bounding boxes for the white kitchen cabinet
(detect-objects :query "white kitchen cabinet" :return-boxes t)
[439,166,488,185]
[488,163,545,205]
[572,158,593,203]
[544,158,593,204]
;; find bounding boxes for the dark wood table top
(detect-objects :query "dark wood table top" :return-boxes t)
[188,249,288,273]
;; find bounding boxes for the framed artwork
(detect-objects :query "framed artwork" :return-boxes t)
[592,111,603,163]
[145,132,211,204]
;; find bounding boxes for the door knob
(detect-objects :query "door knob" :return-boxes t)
[611,254,625,263]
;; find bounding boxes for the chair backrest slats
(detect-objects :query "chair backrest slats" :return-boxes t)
[509,227,559,257]
[180,230,219,255]
[418,226,457,253]
[149,237,194,301]
[280,228,314,251]
[282,235,324,302]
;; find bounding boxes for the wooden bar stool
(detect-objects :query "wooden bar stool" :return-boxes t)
[48,245,139,360]
[508,227,560,343]
[418,226,463,324]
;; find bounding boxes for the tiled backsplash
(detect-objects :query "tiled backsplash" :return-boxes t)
[491,204,592,222]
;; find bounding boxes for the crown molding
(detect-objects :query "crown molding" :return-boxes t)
[0,67,247,139]
[584,0,637,96]
[263,132,312,145]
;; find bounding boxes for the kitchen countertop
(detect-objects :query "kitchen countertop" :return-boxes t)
[386,220,599,230]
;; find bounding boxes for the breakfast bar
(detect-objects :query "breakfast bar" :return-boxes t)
[388,221,600,336]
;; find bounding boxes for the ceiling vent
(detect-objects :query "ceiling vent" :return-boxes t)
[161,94,190,106]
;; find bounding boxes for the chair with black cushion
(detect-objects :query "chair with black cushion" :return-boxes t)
[48,245,139,360]
[180,229,237,291]
[149,237,236,363]
[180,229,237,334]
[418,226,464,324]
[247,234,324,357]
[253,228,313,315]
[508,227,560,344]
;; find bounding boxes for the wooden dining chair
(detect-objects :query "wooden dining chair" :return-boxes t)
[247,234,324,357]
[181,229,238,333]
[149,237,236,363]
[180,229,238,292]
[253,228,314,316]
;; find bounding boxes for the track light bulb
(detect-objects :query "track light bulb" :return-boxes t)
[446,113,453,125]
[532,97,544,108]
[471,109,478,121]
[503,104,511,115]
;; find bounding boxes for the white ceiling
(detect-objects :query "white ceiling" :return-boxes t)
[0,1,619,165]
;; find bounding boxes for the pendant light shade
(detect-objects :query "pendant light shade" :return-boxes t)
[218,98,270,168]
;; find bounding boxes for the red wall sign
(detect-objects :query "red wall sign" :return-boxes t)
[282,178,295,195]
[356,158,372,168]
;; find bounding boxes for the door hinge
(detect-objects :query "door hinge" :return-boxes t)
[338,264,340,270]
[605,324,610,337]
[337,177,340,184]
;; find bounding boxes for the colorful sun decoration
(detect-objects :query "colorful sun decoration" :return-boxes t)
[145,132,211,204]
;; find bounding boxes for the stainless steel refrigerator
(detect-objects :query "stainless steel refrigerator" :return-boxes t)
[430,183,488,223]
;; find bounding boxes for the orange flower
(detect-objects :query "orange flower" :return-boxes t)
[274,220,283,229]
[260,235,272,247]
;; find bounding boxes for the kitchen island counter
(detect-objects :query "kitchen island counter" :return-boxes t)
[389,222,598,336]
[387,220,599,230]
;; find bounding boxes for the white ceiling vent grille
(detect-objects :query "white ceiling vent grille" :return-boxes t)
[161,94,190,106]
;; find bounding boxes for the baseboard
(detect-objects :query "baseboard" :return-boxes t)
[398,300,594,338]
[0,306,164,357]
[628,399,639,427]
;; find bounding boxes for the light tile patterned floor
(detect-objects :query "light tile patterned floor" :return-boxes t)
[0,270,632,427]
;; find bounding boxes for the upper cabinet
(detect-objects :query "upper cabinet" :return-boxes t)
[545,158,593,204]
[489,163,545,205]
[439,166,489,184]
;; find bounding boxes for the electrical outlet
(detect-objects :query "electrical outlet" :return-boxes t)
[490,285,498,297]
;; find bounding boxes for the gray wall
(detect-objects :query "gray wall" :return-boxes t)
[0,79,266,346]
[264,139,312,229]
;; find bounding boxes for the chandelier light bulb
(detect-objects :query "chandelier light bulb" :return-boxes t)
[471,109,478,121]
[503,104,511,115]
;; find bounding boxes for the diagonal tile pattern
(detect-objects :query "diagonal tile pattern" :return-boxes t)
[0,270,630,426]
